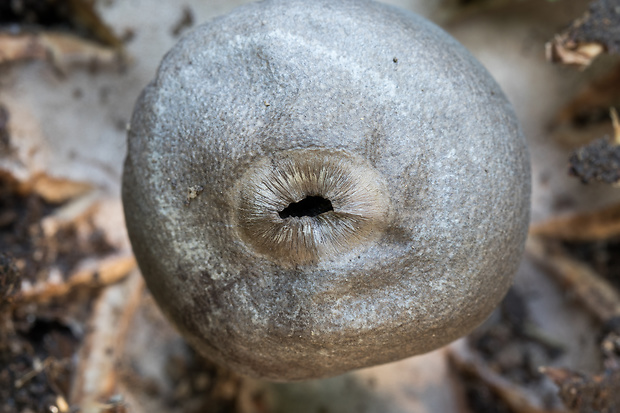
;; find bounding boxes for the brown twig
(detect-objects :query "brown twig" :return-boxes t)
[449,341,565,413]
[526,236,620,321]
[530,203,620,242]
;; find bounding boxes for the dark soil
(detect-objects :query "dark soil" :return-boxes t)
[0,172,115,286]
[0,171,117,412]
[0,295,88,413]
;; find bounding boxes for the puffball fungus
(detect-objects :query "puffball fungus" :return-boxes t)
[122,0,530,381]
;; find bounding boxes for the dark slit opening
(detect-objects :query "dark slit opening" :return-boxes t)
[279,196,334,219]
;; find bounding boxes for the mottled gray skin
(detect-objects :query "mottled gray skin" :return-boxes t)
[122,0,530,381]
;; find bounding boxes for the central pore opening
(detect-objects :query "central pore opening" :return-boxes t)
[278,196,334,219]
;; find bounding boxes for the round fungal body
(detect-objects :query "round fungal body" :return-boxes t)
[122,0,530,381]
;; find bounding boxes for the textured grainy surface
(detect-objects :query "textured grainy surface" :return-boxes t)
[122,0,530,380]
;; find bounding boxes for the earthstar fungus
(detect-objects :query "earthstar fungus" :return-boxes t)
[122,0,531,381]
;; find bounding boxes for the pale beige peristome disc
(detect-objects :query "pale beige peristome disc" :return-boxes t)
[235,149,392,266]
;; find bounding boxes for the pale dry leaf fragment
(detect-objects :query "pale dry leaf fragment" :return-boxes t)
[546,36,604,68]
[56,395,70,413]
[19,172,93,204]
[40,192,101,238]
[0,32,125,72]
[14,253,136,304]
[0,34,47,63]
[70,271,144,410]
